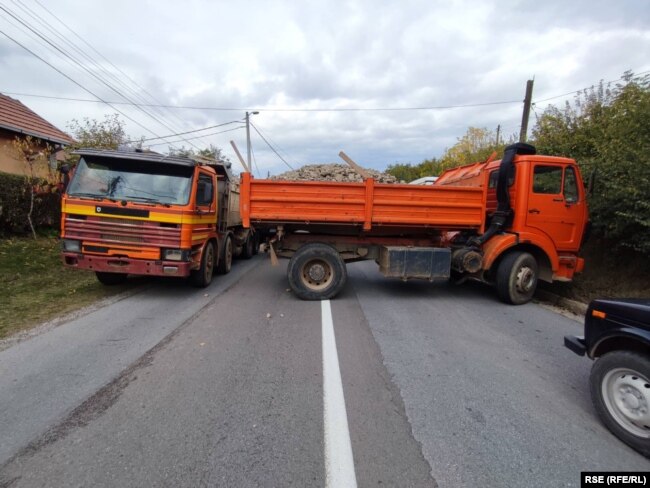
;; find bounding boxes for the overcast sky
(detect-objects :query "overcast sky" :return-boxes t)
[1,0,648,175]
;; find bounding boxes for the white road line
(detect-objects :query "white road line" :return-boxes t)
[322,299,358,488]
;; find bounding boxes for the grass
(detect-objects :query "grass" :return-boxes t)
[0,233,140,339]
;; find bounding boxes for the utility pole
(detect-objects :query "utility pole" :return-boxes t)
[496,124,501,146]
[245,111,259,172]
[519,79,534,143]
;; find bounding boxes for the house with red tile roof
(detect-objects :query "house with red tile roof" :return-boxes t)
[0,93,75,179]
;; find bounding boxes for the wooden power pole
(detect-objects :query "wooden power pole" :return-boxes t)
[519,79,534,143]
[496,124,501,146]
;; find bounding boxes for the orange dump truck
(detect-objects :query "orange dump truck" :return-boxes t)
[61,148,258,287]
[240,143,589,304]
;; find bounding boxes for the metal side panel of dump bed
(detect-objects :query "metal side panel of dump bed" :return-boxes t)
[240,173,486,231]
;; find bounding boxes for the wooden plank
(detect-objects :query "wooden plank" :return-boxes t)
[338,151,372,180]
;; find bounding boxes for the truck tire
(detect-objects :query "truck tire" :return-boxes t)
[496,251,538,305]
[190,241,215,287]
[590,351,650,457]
[216,235,233,275]
[95,271,127,286]
[252,232,260,255]
[287,243,347,300]
[241,234,254,259]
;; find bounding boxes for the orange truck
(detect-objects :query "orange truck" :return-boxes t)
[60,148,257,287]
[240,143,589,304]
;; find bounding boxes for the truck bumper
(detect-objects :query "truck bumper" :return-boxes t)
[62,253,193,278]
[564,335,586,356]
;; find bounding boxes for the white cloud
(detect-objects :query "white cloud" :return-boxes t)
[0,0,648,175]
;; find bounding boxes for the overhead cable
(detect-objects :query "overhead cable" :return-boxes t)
[249,121,294,171]
[0,4,195,149]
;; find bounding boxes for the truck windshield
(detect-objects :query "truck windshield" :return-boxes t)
[67,156,194,205]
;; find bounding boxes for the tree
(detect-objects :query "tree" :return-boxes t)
[12,136,51,239]
[168,144,231,165]
[67,114,132,151]
[532,71,650,253]
[385,158,442,182]
[386,127,512,182]
[438,127,510,172]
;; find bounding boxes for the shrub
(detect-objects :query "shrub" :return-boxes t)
[0,172,61,236]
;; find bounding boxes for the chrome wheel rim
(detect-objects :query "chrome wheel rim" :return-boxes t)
[602,367,650,438]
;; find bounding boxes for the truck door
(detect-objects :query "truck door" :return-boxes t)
[525,164,585,251]
[196,171,217,222]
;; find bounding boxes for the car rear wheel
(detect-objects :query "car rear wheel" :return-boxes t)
[590,350,650,457]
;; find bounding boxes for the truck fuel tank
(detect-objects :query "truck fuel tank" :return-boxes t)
[378,246,451,281]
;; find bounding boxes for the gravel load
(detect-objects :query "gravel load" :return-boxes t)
[270,163,398,183]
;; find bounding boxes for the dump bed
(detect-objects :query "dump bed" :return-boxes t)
[240,173,486,232]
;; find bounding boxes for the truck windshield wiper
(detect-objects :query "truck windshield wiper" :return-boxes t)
[122,195,170,207]
[68,192,114,201]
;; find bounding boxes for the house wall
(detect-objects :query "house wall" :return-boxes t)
[0,128,65,180]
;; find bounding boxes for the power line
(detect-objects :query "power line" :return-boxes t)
[532,69,650,105]
[26,0,213,148]
[126,120,243,143]
[146,126,245,147]
[249,121,294,171]
[250,142,261,178]
[0,4,197,149]
[0,26,174,145]
[0,89,522,112]
[251,121,298,168]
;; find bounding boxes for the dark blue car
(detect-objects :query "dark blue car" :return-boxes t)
[565,298,650,457]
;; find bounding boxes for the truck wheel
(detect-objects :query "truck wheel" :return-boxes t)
[190,241,215,287]
[241,234,254,259]
[216,235,233,274]
[252,232,260,255]
[496,251,538,305]
[287,243,347,300]
[95,272,127,286]
[590,351,650,457]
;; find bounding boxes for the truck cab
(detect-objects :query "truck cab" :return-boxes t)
[436,145,589,302]
[61,148,255,287]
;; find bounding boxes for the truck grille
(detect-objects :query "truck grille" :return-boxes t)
[64,215,181,248]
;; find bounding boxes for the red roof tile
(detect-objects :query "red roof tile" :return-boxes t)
[0,93,75,145]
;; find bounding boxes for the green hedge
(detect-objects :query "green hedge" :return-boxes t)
[0,172,61,236]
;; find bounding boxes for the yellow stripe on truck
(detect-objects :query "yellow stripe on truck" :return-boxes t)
[62,202,216,224]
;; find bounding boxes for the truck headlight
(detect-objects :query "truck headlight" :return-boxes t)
[163,249,189,261]
[62,239,81,252]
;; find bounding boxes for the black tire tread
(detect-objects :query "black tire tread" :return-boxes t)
[495,251,538,305]
[287,243,347,300]
[190,241,214,287]
[216,235,232,275]
[589,350,650,457]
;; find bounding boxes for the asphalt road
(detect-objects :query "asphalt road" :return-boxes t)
[0,257,648,487]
